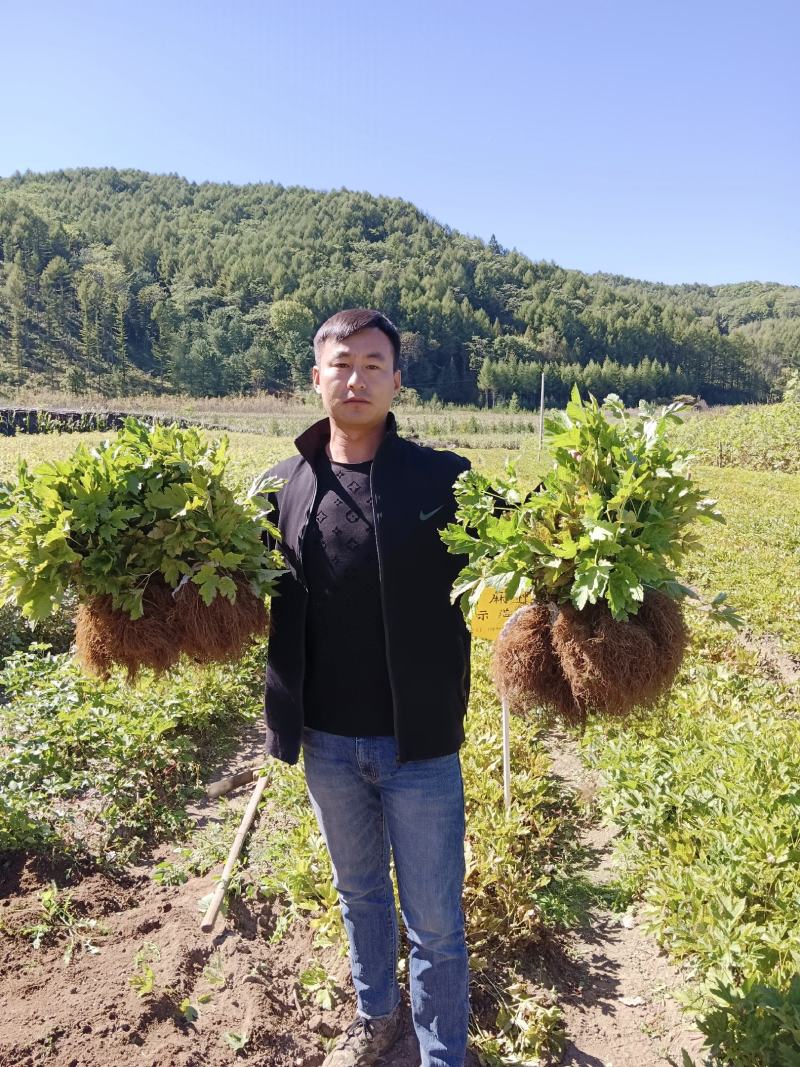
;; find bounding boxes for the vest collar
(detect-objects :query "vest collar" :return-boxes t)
[294,411,399,464]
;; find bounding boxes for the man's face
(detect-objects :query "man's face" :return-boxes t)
[312,327,401,430]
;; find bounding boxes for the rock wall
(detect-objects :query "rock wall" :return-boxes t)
[0,409,190,436]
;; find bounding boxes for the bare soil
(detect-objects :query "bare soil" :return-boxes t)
[1,816,351,1067]
[1,847,462,1067]
[737,628,800,688]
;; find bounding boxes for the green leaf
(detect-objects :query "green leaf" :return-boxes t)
[179,999,198,1023]
[196,574,220,606]
[218,576,237,601]
[549,543,575,562]
[224,1031,248,1052]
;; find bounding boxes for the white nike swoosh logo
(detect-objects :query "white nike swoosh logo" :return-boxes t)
[420,505,444,522]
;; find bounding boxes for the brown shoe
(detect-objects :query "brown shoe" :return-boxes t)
[321,1006,403,1067]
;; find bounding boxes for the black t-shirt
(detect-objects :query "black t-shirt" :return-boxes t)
[301,449,395,736]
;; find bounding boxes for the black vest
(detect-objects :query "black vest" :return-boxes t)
[261,413,472,764]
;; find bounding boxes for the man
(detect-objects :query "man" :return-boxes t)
[262,309,471,1067]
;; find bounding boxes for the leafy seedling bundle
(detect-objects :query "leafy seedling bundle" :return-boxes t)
[442,389,736,721]
[0,419,285,678]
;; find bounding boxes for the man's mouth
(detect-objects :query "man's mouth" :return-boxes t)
[344,398,369,404]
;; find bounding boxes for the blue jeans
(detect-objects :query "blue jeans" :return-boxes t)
[302,727,469,1067]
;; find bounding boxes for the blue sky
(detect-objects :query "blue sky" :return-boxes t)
[2,0,797,285]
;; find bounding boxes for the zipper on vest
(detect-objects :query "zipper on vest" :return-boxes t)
[295,469,317,593]
[369,453,400,732]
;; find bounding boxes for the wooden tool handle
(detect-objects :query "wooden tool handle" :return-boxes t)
[200,770,271,932]
[206,765,261,799]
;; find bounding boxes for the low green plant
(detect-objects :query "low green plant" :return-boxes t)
[128,941,200,1022]
[470,978,564,1066]
[21,881,106,963]
[297,961,342,1010]
[583,620,800,1064]
[151,856,190,885]
[178,998,199,1023]
[203,950,226,989]
[129,941,161,997]
[670,400,800,474]
[699,976,800,1066]
[0,641,265,860]
[0,599,77,659]
[224,1030,249,1052]
[681,466,800,656]
[255,802,343,948]
[442,389,733,623]
[150,802,252,889]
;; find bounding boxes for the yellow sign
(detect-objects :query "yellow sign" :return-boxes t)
[470,586,533,641]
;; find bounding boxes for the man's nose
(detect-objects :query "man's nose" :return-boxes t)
[347,367,365,389]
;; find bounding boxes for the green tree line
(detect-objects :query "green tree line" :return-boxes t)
[0,168,797,403]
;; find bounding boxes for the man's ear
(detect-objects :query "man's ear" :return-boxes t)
[312,364,321,393]
[393,369,401,395]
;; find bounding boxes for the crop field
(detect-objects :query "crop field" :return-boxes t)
[669,400,800,474]
[0,404,798,1067]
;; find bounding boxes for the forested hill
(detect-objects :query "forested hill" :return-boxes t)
[0,167,797,405]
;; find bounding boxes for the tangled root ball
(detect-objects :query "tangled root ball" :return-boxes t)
[74,579,184,681]
[174,578,269,664]
[551,592,688,718]
[491,591,689,723]
[491,604,581,723]
[636,589,689,687]
[74,575,269,681]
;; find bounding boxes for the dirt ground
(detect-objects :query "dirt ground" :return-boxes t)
[1,846,342,1067]
[1,725,707,1067]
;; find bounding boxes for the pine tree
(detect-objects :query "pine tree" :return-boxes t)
[4,261,27,384]
[477,357,497,408]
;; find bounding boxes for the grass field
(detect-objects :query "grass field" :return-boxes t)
[684,467,800,655]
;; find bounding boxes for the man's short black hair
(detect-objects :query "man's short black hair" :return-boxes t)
[313,308,401,371]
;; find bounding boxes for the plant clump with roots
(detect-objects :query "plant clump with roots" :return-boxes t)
[443,388,737,720]
[0,419,286,678]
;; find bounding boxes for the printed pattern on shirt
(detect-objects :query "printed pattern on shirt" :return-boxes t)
[302,452,394,737]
